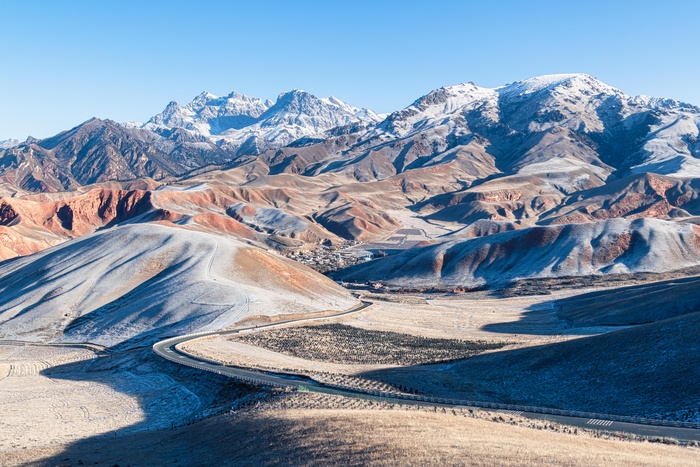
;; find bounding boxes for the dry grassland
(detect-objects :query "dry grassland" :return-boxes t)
[10,402,699,466]
[336,291,592,341]
[184,291,584,377]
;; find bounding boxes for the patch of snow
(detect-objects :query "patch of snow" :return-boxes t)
[0,138,20,149]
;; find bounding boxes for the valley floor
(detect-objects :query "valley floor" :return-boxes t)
[2,285,699,465]
[182,290,594,376]
[0,345,201,451]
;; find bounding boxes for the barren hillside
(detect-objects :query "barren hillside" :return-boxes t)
[335,218,700,287]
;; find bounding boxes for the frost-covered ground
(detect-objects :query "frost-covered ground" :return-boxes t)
[0,345,200,451]
[0,223,356,347]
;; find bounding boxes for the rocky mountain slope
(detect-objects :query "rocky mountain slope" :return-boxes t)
[248,74,700,184]
[0,118,225,192]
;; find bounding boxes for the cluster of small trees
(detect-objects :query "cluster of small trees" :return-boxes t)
[236,323,506,366]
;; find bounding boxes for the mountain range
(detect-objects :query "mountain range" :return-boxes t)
[2,73,700,286]
[0,90,381,193]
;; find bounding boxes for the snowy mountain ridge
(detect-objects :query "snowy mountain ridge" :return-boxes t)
[352,73,700,179]
[141,88,382,155]
[2,73,700,194]
[0,139,20,150]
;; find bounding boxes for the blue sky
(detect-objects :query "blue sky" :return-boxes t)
[1,0,699,140]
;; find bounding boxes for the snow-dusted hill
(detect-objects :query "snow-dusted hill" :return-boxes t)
[335,218,700,287]
[0,223,355,346]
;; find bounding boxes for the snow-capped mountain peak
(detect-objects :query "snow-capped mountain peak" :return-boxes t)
[498,73,628,105]
[139,88,381,156]
[260,89,380,127]
[143,90,272,137]
[4,73,700,195]
[192,90,218,103]
[360,73,700,180]
[113,74,700,186]
[375,82,499,137]
[500,73,592,94]
[417,82,498,112]
[0,138,20,150]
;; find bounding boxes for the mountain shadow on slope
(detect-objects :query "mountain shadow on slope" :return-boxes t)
[361,310,700,418]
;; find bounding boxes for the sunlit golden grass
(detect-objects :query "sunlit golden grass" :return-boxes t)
[17,408,700,466]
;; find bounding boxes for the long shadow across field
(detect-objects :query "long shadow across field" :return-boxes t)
[482,275,700,335]
[34,336,257,466]
[479,298,574,336]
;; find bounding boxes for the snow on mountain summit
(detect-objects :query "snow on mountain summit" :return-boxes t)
[144,91,272,136]
[256,89,381,131]
[377,74,630,138]
[5,73,700,195]
[136,73,699,176]
[0,139,20,150]
[499,73,602,95]
[142,88,380,155]
[355,73,700,181]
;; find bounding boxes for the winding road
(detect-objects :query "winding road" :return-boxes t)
[153,300,700,442]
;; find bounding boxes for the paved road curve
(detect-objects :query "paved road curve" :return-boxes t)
[153,301,700,442]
